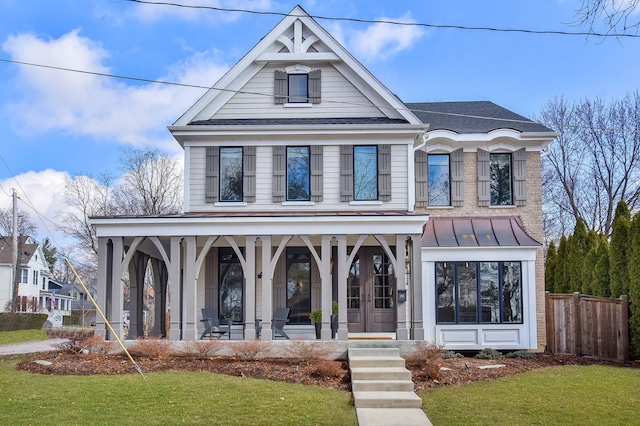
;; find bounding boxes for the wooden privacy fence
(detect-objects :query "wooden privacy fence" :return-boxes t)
[545,292,629,362]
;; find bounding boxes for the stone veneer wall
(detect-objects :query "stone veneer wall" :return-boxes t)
[416,151,546,351]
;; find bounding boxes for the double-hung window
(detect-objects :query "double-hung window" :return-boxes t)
[219,147,243,202]
[20,269,28,284]
[275,69,321,104]
[427,154,451,206]
[490,153,512,206]
[288,74,308,103]
[353,145,378,201]
[436,261,522,324]
[287,146,310,201]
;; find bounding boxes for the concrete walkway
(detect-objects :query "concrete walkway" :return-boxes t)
[0,338,70,356]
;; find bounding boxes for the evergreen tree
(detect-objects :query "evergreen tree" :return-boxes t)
[610,201,631,297]
[554,235,570,293]
[545,241,557,292]
[568,218,588,292]
[581,244,599,295]
[592,234,611,297]
[628,213,640,359]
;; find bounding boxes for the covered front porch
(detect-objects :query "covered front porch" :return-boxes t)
[91,212,428,342]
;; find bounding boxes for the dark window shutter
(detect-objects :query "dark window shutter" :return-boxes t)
[414,150,428,207]
[243,146,256,203]
[273,146,286,202]
[274,70,287,104]
[309,69,321,104]
[378,144,392,201]
[205,146,220,203]
[513,148,527,206]
[310,145,323,202]
[340,145,353,202]
[477,149,490,206]
[451,148,464,206]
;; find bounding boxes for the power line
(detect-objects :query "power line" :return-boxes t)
[124,0,640,39]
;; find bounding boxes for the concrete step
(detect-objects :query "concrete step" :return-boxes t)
[350,366,413,381]
[348,347,400,358]
[356,408,432,426]
[352,379,414,392]
[352,391,423,409]
[349,355,406,369]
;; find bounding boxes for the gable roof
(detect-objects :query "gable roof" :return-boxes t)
[0,236,40,265]
[172,5,422,127]
[422,216,541,248]
[406,101,553,134]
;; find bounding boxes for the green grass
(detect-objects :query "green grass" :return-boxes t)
[0,355,357,426]
[0,329,48,345]
[421,365,640,425]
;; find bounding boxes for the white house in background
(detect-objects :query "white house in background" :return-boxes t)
[90,5,556,350]
[0,236,52,312]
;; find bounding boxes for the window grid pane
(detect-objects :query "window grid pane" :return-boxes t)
[286,146,310,201]
[288,74,308,103]
[219,249,244,322]
[286,248,311,324]
[427,154,451,206]
[219,147,243,202]
[490,153,512,205]
[372,254,394,309]
[354,146,378,200]
[347,257,360,309]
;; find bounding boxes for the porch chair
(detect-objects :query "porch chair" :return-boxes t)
[273,307,290,340]
[200,308,231,340]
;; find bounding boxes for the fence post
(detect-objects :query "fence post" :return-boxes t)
[619,295,629,362]
[573,292,582,356]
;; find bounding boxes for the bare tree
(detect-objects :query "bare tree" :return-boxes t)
[540,91,640,237]
[573,0,640,36]
[112,147,183,215]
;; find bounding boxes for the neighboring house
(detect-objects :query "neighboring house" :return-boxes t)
[46,279,98,326]
[0,236,52,312]
[91,6,556,350]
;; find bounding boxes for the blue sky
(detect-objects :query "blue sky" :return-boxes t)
[0,0,639,245]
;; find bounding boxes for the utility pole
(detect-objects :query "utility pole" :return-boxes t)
[11,189,19,313]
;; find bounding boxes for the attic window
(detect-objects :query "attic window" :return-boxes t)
[274,67,321,104]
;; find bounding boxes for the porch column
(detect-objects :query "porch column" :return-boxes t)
[336,235,348,341]
[411,234,425,339]
[151,258,168,338]
[244,236,257,339]
[168,237,183,340]
[396,235,410,340]
[109,237,125,340]
[260,235,273,341]
[182,236,198,340]
[320,234,333,340]
[128,251,149,339]
[95,237,110,339]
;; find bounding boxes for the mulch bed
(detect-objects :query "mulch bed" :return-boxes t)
[16,351,639,392]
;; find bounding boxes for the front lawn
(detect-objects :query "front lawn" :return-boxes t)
[0,355,357,426]
[421,364,640,425]
[0,329,48,345]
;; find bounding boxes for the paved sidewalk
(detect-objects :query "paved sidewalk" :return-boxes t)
[0,338,70,356]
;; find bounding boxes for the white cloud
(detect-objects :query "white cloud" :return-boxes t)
[0,170,70,246]
[2,30,229,152]
[347,13,425,62]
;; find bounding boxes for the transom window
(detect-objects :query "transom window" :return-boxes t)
[219,147,243,202]
[436,261,522,324]
[286,248,311,324]
[354,145,378,201]
[490,153,512,206]
[218,248,243,322]
[286,146,310,201]
[427,154,451,206]
[288,74,308,103]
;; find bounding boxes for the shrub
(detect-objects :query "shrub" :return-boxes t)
[46,327,94,341]
[442,350,464,359]
[78,335,115,354]
[404,341,444,363]
[308,360,343,379]
[0,313,48,331]
[62,315,79,326]
[229,340,272,360]
[287,338,334,362]
[505,350,536,359]
[128,337,173,358]
[475,348,503,360]
[183,340,224,357]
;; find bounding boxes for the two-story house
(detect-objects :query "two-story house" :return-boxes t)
[91,6,555,350]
